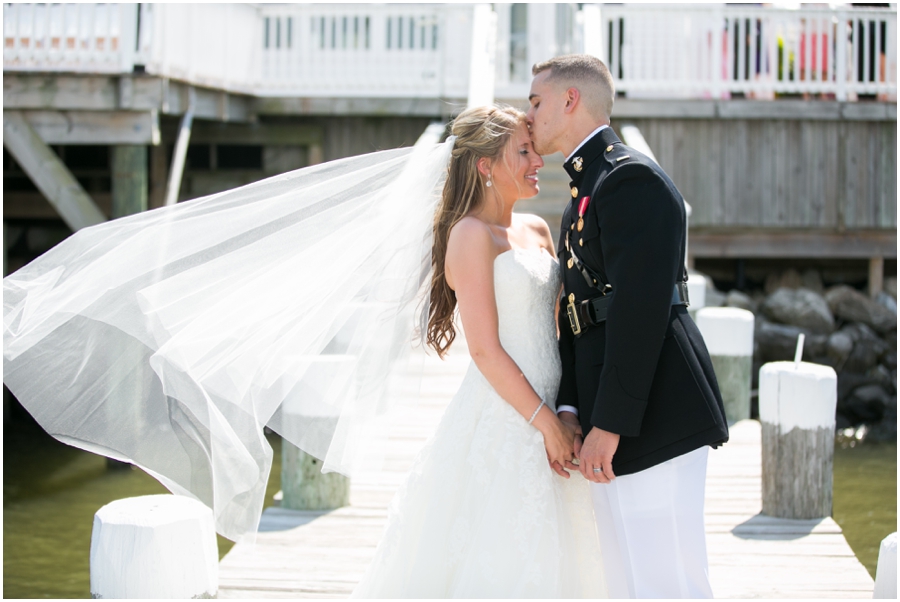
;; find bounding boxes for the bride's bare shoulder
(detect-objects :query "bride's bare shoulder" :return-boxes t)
[447,216,494,259]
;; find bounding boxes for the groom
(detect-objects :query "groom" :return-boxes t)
[526,55,729,598]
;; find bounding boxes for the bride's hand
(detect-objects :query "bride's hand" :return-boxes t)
[532,407,575,471]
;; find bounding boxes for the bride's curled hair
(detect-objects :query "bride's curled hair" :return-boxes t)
[427,104,526,357]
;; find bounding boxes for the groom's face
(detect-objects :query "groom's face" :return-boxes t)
[526,70,566,156]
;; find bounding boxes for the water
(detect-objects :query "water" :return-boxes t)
[3,414,282,599]
[4,413,896,597]
[833,441,897,578]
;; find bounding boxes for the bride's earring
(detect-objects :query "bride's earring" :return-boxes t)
[485,177,492,188]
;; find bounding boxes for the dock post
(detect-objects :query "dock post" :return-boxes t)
[687,273,707,320]
[759,361,837,519]
[874,532,897,598]
[90,494,218,599]
[696,307,754,424]
[280,356,353,511]
[111,146,148,218]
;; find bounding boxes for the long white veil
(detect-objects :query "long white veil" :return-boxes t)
[3,130,454,541]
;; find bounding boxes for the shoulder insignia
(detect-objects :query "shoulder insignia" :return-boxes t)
[604,142,632,166]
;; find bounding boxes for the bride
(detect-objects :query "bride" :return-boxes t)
[353,105,605,597]
[3,104,605,597]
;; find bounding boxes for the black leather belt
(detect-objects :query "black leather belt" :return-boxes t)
[566,283,690,336]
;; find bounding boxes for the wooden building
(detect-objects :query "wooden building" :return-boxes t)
[3,3,897,290]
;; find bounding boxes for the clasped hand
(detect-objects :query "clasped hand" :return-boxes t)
[554,412,620,483]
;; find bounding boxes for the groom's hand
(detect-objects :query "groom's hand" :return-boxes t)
[580,427,620,484]
[557,411,583,461]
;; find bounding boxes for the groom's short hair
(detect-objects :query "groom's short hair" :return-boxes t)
[532,55,615,121]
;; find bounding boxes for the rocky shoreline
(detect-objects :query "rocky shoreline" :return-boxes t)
[699,270,897,444]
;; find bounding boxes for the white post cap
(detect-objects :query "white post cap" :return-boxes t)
[688,274,707,310]
[874,532,897,599]
[90,494,218,599]
[759,361,837,431]
[696,307,755,356]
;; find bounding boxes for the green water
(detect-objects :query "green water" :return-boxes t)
[833,441,897,578]
[3,415,281,599]
[3,414,897,597]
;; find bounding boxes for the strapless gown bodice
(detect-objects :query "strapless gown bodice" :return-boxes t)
[352,247,606,598]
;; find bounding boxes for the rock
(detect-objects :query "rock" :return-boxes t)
[841,323,889,373]
[801,269,825,295]
[837,371,881,403]
[755,319,806,363]
[883,352,897,371]
[840,384,890,423]
[835,412,853,430]
[864,395,897,442]
[867,364,896,394]
[726,290,756,313]
[764,269,803,295]
[761,287,835,334]
[884,330,897,353]
[876,291,897,315]
[826,331,854,367]
[886,277,897,299]
[705,284,726,308]
[825,285,897,334]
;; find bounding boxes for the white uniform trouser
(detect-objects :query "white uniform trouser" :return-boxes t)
[591,446,713,599]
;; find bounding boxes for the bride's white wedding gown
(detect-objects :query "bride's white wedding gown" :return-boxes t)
[353,247,607,598]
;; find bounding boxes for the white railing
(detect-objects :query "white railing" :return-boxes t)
[3,3,138,73]
[254,4,472,97]
[598,4,897,101]
[3,3,897,102]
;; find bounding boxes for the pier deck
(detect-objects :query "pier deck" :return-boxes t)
[218,343,874,599]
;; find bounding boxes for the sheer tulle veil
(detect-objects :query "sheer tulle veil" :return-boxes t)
[3,128,455,541]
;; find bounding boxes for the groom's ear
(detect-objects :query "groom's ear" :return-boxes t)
[563,87,581,114]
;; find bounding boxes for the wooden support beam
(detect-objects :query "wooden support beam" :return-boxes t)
[158,120,323,147]
[689,230,897,259]
[869,256,885,298]
[3,111,106,230]
[149,145,169,210]
[4,74,255,122]
[111,147,148,218]
[17,110,160,145]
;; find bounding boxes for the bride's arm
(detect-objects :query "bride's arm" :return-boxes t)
[445,219,574,469]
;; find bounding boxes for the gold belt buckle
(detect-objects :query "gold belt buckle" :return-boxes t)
[566,293,581,336]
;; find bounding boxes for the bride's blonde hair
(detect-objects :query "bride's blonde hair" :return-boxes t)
[426,104,526,357]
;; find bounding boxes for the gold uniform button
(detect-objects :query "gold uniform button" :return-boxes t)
[606,144,614,153]
[570,223,575,230]
[579,238,584,246]
[567,258,574,269]
[568,293,575,303]
[570,186,578,198]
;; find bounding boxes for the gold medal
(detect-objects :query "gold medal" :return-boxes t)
[577,217,584,232]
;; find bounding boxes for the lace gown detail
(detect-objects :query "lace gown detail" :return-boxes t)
[352,248,607,598]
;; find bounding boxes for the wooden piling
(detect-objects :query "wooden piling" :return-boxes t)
[696,307,754,424]
[111,145,148,218]
[759,361,837,519]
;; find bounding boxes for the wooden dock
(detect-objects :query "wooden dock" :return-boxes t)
[218,341,875,599]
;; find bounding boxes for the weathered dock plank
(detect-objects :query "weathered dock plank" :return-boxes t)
[219,345,874,599]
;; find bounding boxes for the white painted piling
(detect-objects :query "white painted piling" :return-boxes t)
[759,361,838,519]
[90,494,218,599]
[687,273,708,313]
[873,532,897,598]
[280,355,353,511]
[696,307,755,424]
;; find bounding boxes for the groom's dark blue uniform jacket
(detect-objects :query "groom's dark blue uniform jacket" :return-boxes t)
[556,127,729,476]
